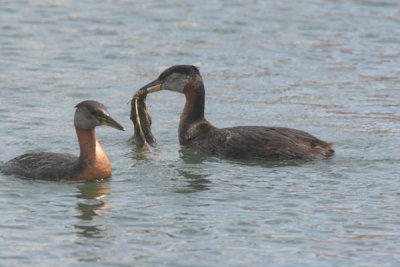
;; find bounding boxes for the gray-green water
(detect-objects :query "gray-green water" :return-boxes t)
[1,0,399,266]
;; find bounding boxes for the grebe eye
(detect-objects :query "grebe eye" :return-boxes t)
[90,109,106,118]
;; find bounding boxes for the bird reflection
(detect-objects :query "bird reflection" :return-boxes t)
[181,146,307,168]
[175,148,212,193]
[127,141,161,168]
[176,169,211,193]
[74,181,111,239]
[129,148,151,167]
[179,147,214,165]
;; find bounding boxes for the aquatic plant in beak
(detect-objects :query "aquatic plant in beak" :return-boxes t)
[129,87,157,148]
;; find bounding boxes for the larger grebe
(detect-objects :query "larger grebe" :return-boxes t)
[139,65,334,160]
[1,100,124,180]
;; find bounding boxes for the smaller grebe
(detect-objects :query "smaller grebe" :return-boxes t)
[1,100,124,181]
[139,65,334,160]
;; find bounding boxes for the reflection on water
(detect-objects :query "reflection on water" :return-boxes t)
[74,181,111,239]
[176,148,212,193]
[0,0,399,265]
[175,169,211,193]
[128,141,161,168]
[179,148,214,165]
[180,146,312,168]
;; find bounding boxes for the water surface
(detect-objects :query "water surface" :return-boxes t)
[1,0,399,266]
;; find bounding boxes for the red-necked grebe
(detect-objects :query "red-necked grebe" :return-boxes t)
[139,65,334,160]
[1,100,124,180]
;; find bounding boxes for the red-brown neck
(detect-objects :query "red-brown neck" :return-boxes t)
[75,125,111,180]
[179,79,205,130]
[76,127,96,160]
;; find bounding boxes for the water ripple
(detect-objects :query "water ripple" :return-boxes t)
[1,0,400,266]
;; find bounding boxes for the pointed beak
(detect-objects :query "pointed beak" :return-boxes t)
[140,79,162,93]
[100,115,125,131]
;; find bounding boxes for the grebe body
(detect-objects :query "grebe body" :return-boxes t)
[139,65,334,160]
[1,100,124,180]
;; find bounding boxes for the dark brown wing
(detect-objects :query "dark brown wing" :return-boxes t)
[183,123,334,160]
[220,126,333,160]
[1,152,82,180]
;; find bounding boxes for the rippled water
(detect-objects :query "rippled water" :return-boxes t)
[1,0,399,266]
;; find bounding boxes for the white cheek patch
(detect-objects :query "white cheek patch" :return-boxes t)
[164,73,190,93]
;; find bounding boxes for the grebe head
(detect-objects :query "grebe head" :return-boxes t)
[74,100,124,131]
[140,65,202,94]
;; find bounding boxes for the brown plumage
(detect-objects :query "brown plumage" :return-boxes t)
[1,100,124,180]
[139,65,334,160]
